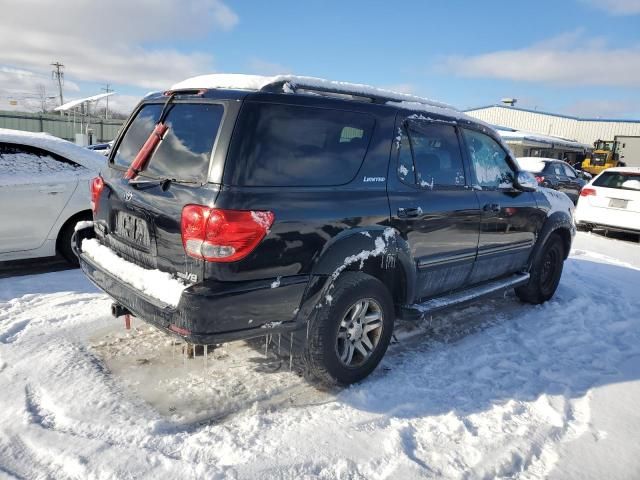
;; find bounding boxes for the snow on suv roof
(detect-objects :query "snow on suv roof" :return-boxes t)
[170,74,468,118]
[0,128,104,171]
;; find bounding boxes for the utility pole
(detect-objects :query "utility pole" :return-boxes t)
[51,62,65,116]
[101,84,112,119]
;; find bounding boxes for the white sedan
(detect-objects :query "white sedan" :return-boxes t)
[575,167,640,235]
[0,128,104,264]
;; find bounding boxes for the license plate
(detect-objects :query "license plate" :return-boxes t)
[608,198,628,209]
[115,212,150,248]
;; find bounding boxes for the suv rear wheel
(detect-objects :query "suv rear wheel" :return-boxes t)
[304,272,394,386]
[516,233,565,304]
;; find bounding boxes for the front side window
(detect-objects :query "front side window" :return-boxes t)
[226,103,375,187]
[396,122,466,189]
[461,129,514,189]
[112,103,224,183]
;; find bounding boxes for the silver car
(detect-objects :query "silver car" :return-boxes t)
[0,128,104,264]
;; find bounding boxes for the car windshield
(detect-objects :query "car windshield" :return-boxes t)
[593,171,640,191]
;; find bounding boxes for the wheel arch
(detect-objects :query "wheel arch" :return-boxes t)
[55,209,93,251]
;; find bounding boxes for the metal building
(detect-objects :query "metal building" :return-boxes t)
[465,105,640,146]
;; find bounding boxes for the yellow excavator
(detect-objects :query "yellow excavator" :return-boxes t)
[581,139,624,175]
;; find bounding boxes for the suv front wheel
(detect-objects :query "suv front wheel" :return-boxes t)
[304,272,394,386]
[516,233,565,304]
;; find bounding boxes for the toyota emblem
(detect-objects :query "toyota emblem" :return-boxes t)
[124,191,133,202]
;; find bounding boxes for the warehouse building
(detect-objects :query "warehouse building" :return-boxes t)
[465,104,640,146]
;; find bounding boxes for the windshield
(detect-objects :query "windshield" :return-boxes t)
[112,102,224,183]
[593,171,640,191]
[590,152,608,166]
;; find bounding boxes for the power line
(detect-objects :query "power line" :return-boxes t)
[51,61,64,115]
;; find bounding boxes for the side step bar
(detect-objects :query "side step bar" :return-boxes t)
[401,272,530,320]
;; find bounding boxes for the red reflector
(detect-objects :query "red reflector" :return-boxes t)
[169,324,191,336]
[181,205,275,262]
[580,187,597,197]
[125,123,168,180]
[535,175,545,184]
[90,176,104,214]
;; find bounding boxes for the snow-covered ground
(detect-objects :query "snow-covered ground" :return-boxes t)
[0,232,639,479]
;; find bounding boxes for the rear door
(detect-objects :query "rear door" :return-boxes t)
[459,128,540,284]
[388,118,480,301]
[0,143,79,253]
[97,99,228,283]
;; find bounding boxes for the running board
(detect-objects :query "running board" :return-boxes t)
[400,272,530,320]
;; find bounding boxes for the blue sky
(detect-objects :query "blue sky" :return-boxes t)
[1,0,639,118]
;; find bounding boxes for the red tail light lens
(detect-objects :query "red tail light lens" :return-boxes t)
[90,176,104,214]
[580,187,596,197]
[535,175,545,184]
[181,205,275,262]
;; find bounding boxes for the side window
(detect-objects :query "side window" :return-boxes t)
[227,103,375,187]
[552,163,565,176]
[396,122,466,189]
[0,142,83,181]
[461,129,514,189]
[563,164,577,178]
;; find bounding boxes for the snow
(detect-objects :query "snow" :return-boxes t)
[74,220,94,232]
[498,129,590,151]
[171,73,455,111]
[0,152,86,186]
[622,179,640,190]
[81,238,187,307]
[1,232,640,478]
[0,128,105,172]
[516,157,548,173]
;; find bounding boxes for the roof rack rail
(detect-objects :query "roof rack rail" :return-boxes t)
[259,78,454,110]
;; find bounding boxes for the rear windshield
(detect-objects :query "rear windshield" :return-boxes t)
[593,171,640,191]
[112,102,224,182]
[226,102,375,186]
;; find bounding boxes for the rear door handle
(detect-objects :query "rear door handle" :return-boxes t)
[398,207,422,218]
[482,203,501,213]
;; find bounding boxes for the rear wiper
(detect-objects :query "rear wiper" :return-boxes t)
[129,177,176,190]
[125,92,176,180]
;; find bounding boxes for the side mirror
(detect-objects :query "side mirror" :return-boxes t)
[514,171,538,191]
[580,171,592,180]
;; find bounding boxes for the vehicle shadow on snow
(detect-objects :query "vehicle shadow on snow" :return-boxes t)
[90,256,639,427]
[338,256,640,421]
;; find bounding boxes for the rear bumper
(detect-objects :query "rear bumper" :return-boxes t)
[72,226,309,344]
[575,203,640,234]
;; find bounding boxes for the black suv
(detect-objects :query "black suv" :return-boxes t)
[74,75,575,385]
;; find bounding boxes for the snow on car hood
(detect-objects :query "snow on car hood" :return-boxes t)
[0,128,105,172]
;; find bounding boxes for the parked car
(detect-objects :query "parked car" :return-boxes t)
[0,128,104,264]
[516,157,588,204]
[575,167,640,235]
[73,74,575,385]
[87,141,113,156]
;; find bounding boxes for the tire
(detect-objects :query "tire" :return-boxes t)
[516,233,565,304]
[57,213,91,266]
[303,272,394,386]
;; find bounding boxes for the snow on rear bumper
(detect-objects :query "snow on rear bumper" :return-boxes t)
[72,226,308,344]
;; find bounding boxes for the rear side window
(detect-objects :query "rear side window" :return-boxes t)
[0,143,84,183]
[593,171,640,191]
[226,102,375,186]
[112,103,224,183]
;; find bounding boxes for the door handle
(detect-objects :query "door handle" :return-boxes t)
[482,203,501,213]
[398,207,422,218]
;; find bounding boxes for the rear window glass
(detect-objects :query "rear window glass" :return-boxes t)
[593,171,640,191]
[112,103,224,182]
[226,102,374,186]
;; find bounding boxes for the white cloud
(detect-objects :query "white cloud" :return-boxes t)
[581,0,640,15]
[0,0,238,90]
[439,32,640,87]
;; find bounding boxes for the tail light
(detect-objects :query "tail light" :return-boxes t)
[535,175,545,184]
[90,176,104,214]
[580,187,596,197]
[181,205,275,262]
